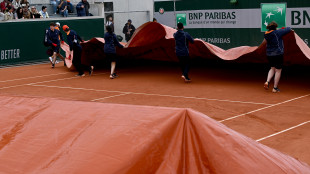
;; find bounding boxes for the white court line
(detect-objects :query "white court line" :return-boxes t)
[0,72,70,83]
[128,92,273,106]
[219,94,310,123]
[0,84,30,90]
[91,93,130,102]
[0,77,77,90]
[30,84,120,93]
[0,73,107,90]
[27,72,107,86]
[29,84,273,105]
[256,120,310,142]
[0,61,50,69]
[27,77,79,85]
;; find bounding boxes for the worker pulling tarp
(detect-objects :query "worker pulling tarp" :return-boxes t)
[0,95,309,173]
[61,22,310,69]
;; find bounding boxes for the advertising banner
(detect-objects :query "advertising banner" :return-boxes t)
[154,0,310,49]
[261,3,286,32]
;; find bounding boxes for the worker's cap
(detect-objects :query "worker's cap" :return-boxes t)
[128,19,132,23]
[56,22,60,26]
[62,25,69,31]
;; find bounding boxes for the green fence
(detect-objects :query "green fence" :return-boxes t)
[0,17,105,66]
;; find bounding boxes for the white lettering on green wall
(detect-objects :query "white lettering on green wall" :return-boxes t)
[1,49,21,60]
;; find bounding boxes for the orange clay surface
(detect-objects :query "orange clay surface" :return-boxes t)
[0,61,309,165]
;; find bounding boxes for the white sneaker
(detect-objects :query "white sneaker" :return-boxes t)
[55,60,60,64]
[49,57,53,64]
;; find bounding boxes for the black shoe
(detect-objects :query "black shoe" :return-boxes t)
[75,73,85,77]
[64,62,67,67]
[185,78,191,83]
[181,75,191,83]
[112,73,119,78]
[52,63,55,68]
[272,87,280,93]
[89,66,94,76]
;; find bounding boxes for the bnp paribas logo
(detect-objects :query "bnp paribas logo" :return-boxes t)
[261,3,286,32]
[176,13,187,26]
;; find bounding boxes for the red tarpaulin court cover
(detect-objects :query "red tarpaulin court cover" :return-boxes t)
[61,22,310,69]
[0,95,309,174]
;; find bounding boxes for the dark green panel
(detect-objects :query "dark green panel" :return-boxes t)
[155,0,310,12]
[154,1,174,12]
[0,18,105,66]
[291,28,310,45]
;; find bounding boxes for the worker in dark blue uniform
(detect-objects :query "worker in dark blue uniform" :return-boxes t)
[45,22,61,68]
[104,25,124,79]
[173,22,194,82]
[263,21,292,93]
[62,25,93,77]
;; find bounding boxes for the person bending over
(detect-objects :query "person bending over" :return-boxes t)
[264,21,292,93]
[173,22,194,82]
[63,25,93,76]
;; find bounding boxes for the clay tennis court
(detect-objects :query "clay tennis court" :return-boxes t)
[1,60,309,165]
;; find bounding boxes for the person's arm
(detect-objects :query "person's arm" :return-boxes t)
[67,35,74,51]
[185,32,194,44]
[76,33,83,42]
[122,25,127,34]
[58,1,63,8]
[132,25,136,33]
[63,4,67,11]
[111,23,114,32]
[59,31,64,41]
[39,11,43,18]
[277,27,292,37]
[113,34,124,48]
[45,30,53,45]
[76,2,81,9]
[86,2,90,10]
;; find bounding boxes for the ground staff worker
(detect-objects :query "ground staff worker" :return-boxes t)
[264,21,292,93]
[45,22,61,68]
[48,22,66,66]
[62,25,93,77]
[173,22,194,83]
[104,25,124,79]
[55,22,66,66]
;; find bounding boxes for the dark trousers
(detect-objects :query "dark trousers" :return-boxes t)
[177,56,190,78]
[72,45,84,75]
[125,34,132,42]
